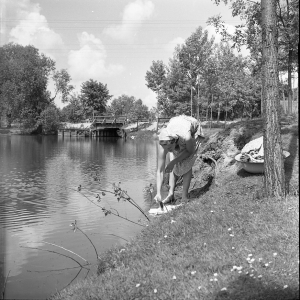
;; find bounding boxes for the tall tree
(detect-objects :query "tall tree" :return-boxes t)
[80,79,112,117]
[108,94,135,118]
[261,0,285,198]
[50,69,74,103]
[145,60,167,116]
[208,0,299,114]
[0,43,55,126]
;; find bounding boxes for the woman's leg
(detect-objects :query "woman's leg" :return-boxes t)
[182,168,193,202]
[163,153,176,204]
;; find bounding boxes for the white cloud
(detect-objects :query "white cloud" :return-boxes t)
[204,24,250,57]
[103,0,154,41]
[164,37,185,54]
[8,0,64,59]
[142,90,157,108]
[67,32,124,87]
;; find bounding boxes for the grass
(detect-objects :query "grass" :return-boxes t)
[50,119,299,300]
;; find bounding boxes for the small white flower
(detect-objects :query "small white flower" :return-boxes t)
[273,252,278,257]
[158,241,160,244]
[250,212,253,214]
[264,263,269,267]
[258,275,262,278]
[119,249,125,253]
[221,287,227,291]
[211,210,214,213]
[236,266,243,271]
[191,271,196,275]
[164,235,167,238]
[259,258,263,261]
[246,257,251,261]
[171,220,176,224]
[238,271,242,274]
[283,285,288,289]
[232,266,238,270]
[214,273,218,276]
[229,234,234,237]
[250,258,255,263]
[172,275,176,280]
[210,278,214,281]
[228,228,232,231]
[248,253,253,257]
[198,286,202,290]
[214,278,218,281]
[250,274,254,277]
[136,283,140,287]
[154,289,157,293]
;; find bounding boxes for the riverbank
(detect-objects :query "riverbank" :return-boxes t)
[49,117,299,300]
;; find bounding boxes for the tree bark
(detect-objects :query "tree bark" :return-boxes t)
[261,0,286,198]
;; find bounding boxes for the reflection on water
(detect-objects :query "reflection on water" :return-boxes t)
[0,135,157,299]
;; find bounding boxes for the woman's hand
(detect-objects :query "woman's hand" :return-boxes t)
[165,161,175,173]
[154,194,162,203]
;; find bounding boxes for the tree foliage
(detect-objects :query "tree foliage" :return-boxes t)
[51,69,74,103]
[0,43,55,126]
[80,79,112,116]
[107,94,149,121]
[38,105,61,133]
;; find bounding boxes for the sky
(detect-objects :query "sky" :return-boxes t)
[0,0,245,109]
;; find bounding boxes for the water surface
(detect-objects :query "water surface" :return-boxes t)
[0,135,157,299]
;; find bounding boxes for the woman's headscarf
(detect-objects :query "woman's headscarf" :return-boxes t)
[158,128,178,141]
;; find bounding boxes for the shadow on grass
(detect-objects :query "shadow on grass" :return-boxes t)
[215,276,299,300]
[284,125,299,192]
[236,168,263,178]
[189,176,214,199]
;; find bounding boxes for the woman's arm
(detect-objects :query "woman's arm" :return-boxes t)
[155,143,167,202]
[165,131,194,173]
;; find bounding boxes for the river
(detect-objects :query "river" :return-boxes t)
[0,134,157,299]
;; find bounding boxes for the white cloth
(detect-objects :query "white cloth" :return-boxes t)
[149,204,183,215]
[241,136,264,155]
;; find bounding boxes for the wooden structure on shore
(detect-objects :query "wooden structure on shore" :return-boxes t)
[58,115,127,137]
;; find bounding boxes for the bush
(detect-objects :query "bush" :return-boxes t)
[38,106,61,134]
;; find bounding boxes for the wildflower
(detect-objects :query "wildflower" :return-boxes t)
[228,228,232,231]
[211,210,214,213]
[172,275,176,280]
[250,258,255,263]
[171,220,176,224]
[236,266,243,271]
[164,235,167,238]
[221,287,227,291]
[154,289,157,293]
[232,247,235,250]
[273,252,278,257]
[191,271,196,275]
[158,241,160,244]
[283,285,288,289]
[238,271,242,274]
[248,254,253,257]
[136,283,140,287]
[246,257,251,261]
[229,234,234,237]
[259,258,263,261]
[264,263,269,267]
[258,275,262,278]
[119,249,125,253]
[214,273,218,277]
[198,286,202,290]
[214,278,218,281]
[250,274,254,277]
[231,266,238,271]
[210,278,214,281]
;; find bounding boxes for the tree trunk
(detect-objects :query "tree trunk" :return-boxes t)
[287,49,293,114]
[210,94,213,129]
[217,103,220,123]
[261,0,286,198]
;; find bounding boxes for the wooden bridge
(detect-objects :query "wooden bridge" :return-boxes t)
[58,115,128,137]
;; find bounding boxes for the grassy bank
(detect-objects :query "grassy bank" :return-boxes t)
[50,119,299,300]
